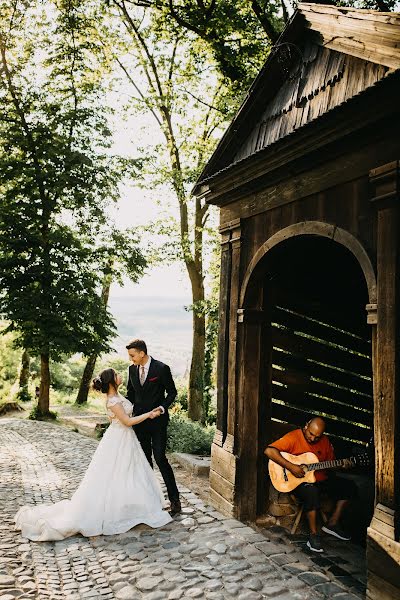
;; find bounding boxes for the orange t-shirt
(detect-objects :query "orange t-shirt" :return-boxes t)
[270,428,335,482]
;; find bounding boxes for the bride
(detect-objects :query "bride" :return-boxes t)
[15,368,172,541]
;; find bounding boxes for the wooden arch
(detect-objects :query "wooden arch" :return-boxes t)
[240,221,377,308]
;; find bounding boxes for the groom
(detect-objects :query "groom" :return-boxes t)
[126,338,181,516]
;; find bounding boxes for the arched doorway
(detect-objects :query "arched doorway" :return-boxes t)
[238,225,376,539]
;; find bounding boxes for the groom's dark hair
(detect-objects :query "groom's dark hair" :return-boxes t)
[126,338,147,354]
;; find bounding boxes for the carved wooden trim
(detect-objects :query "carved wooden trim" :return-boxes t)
[366,303,378,325]
[369,160,400,207]
[219,218,241,235]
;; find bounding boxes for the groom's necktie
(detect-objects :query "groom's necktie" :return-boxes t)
[139,365,146,386]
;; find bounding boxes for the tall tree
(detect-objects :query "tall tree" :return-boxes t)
[98,1,237,420]
[128,0,397,85]
[0,0,121,416]
[75,228,146,404]
[131,0,281,83]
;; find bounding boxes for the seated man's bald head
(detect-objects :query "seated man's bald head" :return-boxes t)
[303,417,326,444]
[309,417,326,432]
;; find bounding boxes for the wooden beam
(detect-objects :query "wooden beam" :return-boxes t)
[301,3,400,68]
[311,30,400,69]
[220,121,400,224]
[369,160,400,538]
[299,3,400,26]
[205,76,400,208]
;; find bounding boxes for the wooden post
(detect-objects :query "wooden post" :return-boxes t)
[225,219,242,454]
[367,161,400,600]
[214,225,232,446]
[236,307,265,520]
[209,219,241,516]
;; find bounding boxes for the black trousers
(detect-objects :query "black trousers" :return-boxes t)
[293,475,357,513]
[134,418,179,503]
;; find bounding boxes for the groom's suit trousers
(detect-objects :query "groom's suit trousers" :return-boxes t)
[134,418,179,502]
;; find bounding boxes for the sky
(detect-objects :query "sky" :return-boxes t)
[107,104,193,303]
[106,167,194,370]
[110,181,192,302]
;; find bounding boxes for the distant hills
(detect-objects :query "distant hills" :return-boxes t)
[108,295,193,378]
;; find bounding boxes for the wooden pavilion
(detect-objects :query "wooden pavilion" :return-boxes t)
[193,4,400,599]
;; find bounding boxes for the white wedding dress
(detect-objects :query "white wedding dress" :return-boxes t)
[15,394,172,541]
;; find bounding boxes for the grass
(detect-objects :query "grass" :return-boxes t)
[49,389,107,414]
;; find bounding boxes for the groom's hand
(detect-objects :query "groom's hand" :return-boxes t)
[149,409,162,419]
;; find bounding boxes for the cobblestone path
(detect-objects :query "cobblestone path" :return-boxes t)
[0,419,366,600]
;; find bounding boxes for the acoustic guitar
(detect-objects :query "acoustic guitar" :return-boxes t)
[268,451,370,493]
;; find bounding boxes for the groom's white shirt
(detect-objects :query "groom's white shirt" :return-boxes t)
[141,356,152,380]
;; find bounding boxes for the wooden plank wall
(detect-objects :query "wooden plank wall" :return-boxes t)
[270,303,373,448]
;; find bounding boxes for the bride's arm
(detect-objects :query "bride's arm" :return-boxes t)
[108,403,154,427]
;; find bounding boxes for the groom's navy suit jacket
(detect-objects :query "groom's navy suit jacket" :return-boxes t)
[126,358,177,420]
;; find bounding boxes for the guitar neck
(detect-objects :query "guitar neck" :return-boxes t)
[305,457,352,472]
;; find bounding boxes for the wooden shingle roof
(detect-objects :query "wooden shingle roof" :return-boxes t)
[194,3,400,199]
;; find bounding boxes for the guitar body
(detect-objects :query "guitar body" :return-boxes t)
[268,451,319,493]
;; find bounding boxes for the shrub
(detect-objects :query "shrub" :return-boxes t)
[175,383,188,411]
[16,388,31,402]
[0,381,13,404]
[96,422,110,439]
[167,412,215,455]
[96,408,215,455]
[29,404,57,421]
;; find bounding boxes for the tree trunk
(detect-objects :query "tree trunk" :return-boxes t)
[110,12,209,421]
[186,253,206,421]
[75,267,112,404]
[188,308,206,421]
[39,353,51,415]
[18,348,30,390]
[76,354,98,404]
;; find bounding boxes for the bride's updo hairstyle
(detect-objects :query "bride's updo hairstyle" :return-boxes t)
[92,368,117,394]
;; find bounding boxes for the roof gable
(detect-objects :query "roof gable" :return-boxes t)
[194,3,400,194]
[234,43,387,164]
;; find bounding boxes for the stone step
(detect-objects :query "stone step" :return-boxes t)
[172,452,210,476]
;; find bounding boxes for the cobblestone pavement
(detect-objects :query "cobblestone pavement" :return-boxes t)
[0,419,366,600]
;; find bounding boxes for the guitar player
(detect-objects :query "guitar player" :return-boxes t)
[265,417,357,553]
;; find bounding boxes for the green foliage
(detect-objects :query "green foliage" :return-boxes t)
[29,404,57,421]
[202,238,220,424]
[148,0,397,87]
[0,328,20,393]
[167,411,215,455]
[45,358,88,392]
[0,381,13,405]
[151,0,279,86]
[0,1,122,372]
[97,405,214,453]
[95,229,147,288]
[16,388,32,403]
[174,383,188,412]
[100,3,229,420]
[96,422,109,439]
[27,353,130,394]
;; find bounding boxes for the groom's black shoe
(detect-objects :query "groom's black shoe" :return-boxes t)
[169,499,181,516]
